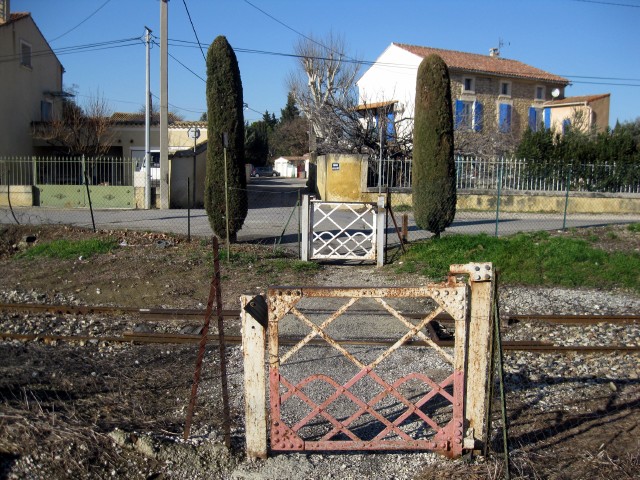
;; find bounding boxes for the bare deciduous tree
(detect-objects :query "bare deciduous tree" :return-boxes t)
[287,33,362,153]
[33,91,116,157]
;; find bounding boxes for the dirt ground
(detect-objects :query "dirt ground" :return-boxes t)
[0,223,638,479]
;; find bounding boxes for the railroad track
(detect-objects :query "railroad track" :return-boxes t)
[1,303,638,353]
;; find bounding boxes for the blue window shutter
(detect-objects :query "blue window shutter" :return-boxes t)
[387,112,394,140]
[455,100,464,130]
[473,101,483,132]
[499,103,512,133]
[528,107,537,131]
[562,118,571,134]
[544,108,551,129]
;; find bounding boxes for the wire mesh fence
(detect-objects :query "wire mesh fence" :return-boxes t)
[2,154,639,255]
[385,191,640,248]
[0,178,306,251]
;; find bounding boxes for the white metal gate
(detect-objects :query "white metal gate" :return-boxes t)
[301,195,385,266]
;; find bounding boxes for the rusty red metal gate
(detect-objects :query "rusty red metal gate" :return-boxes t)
[267,282,470,457]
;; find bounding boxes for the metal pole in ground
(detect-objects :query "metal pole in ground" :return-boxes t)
[562,167,571,230]
[187,178,191,242]
[184,236,231,447]
[493,272,511,479]
[495,159,503,237]
[82,155,96,232]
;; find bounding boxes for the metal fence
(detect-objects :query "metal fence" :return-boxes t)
[367,156,640,194]
[0,156,137,186]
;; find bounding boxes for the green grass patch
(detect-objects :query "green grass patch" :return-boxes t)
[17,238,118,260]
[391,204,413,213]
[627,223,640,233]
[397,232,640,292]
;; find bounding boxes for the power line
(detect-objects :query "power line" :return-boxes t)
[560,74,640,82]
[181,0,206,63]
[151,93,205,114]
[152,39,206,83]
[570,80,640,87]
[0,36,142,64]
[241,0,357,62]
[49,0,113,43]
[568,0,640,7]
[167,38,640,88]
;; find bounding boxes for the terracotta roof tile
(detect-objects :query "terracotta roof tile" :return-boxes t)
[395,43,569,84]
[354,100,397,111]
[110,112,206,128]
[0,12,30,26]
[544,93,610,106]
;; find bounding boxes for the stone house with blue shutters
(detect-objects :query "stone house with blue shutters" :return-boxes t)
[356,43,607,155]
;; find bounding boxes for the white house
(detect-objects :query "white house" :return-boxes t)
[355,43,612,146]
[0,0,65,155]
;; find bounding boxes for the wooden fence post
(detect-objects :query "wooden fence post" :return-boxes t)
[300,194,310,261]
[376,195,386,267]
[450,263,495,452]
[241,295,267,460]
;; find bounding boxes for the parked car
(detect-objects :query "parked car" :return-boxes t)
[251,166,280,177]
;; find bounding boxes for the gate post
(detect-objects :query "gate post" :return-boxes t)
[376,195,385,267]
[300,194,310,261]
[450,263,494,452]
[241,295,267,460]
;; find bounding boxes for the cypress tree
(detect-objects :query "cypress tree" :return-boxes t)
[205,36,247,242]
[412,54,456,238]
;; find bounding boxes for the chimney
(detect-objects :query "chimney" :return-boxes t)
[489,47,500,57]
[0,0,9,24]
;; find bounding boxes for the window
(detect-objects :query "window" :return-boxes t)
[455,100,473,130]
[41,100,53,122]
[499,81,511,97]
[20,40,32,68]
[463,77,475,93]
[535,86,545,101]
[498,103,512,133]
[528,107,543,131]
[455,100,483,132]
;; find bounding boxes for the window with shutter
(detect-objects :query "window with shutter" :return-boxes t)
[544,108,551,129]
[473,101,483,132]
[455,100,473,131]
[528,107,537,131]
[499,104,512,133]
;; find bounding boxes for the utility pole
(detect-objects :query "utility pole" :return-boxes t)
[160,0,169,209]
[144,26,152,209]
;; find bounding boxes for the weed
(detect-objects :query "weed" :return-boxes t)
[391,204,413,213]
[627,223,640,233]
[16,239,117,260]
[398,232,640,291]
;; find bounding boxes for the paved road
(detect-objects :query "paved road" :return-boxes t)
[2,177,638,252]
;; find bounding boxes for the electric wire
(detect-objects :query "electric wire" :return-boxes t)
[0,36,143,64]
[49,0,113,43]
[241,0,357,61]
[167,38,640,88]
[568,0,640,7]
[181,0,207,63]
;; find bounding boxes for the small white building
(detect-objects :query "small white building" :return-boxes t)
[273,155,309,178]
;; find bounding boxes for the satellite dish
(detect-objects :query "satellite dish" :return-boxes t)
[551,88,560,98]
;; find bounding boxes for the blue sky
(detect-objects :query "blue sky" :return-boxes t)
[13,0,640,126]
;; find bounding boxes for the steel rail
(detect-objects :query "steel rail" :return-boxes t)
[1,331,638,353]
[1,303,638,325]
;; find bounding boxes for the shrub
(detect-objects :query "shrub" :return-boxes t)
[412,54,456,237]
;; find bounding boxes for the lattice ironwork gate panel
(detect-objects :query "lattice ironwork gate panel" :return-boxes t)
[268,284,469,457]
[310,200,377,260]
